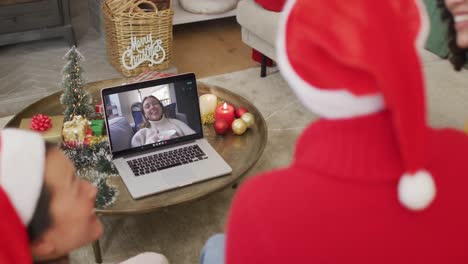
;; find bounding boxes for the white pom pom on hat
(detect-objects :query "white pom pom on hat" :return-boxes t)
[0,129,46,226]
[277,0,436,211]
[398,170,436,211]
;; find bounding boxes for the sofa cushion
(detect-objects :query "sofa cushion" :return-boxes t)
[179,0,238,14]
[237,0,280,47]
[254,0,285,12]
[109,116,134,152]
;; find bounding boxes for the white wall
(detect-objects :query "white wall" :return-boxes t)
[118,90,140,125]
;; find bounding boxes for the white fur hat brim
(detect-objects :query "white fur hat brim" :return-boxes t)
[0,129,45,226]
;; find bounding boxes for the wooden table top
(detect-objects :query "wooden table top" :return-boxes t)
[6,78,268,215]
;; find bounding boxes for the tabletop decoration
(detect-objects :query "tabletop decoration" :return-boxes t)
[214,119,230,135]
[59,46,95,122]
[30,114,52,131]
[240,112,255,128]
[232,118,248,135]
[215,102,235,126]
[90,119,105,136]
[60,137,119,209]
[62,115,90,143]
[19,115,64,143]
[199,94,218,125]
[235,106,248,118]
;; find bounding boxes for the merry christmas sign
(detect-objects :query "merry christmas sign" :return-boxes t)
[121,33,166,70]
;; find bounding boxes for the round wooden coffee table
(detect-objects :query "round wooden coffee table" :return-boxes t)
[5,78,267,262]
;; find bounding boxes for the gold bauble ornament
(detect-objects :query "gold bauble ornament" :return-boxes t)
[232,118,247,135]
[241,112,255,128]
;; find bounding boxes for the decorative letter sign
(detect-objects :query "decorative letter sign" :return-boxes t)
[121,33,166,70]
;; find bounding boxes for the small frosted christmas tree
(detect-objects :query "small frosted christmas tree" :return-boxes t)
[60,46,94,121]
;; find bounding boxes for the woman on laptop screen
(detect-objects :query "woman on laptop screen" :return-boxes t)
[131,96,195,147]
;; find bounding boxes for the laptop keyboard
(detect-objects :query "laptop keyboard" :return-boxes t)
[127,145,208,176]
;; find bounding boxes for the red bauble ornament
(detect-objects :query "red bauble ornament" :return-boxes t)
[30,114,52,132]
[235,107,248,118]
[214,119,229,135]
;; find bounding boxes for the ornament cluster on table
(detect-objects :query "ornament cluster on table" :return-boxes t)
[199,93,256,136]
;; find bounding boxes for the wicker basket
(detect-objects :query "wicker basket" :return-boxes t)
[103,0,174,77]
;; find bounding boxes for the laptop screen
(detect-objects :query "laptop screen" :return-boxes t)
[101,73,203,156]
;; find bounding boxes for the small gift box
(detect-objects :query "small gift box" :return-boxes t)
[90,119,105,136]
[62,115,89,142]
[19,115,64,143]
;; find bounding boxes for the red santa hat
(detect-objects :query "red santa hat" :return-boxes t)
[0,128,46,225]
[0,187,33,263]
[277,0,435,211]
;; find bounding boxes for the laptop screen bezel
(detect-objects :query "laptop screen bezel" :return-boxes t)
[101,73,203,158]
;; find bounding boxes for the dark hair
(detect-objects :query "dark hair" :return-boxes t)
[27,142,55,242]
[139,95,166,128]
[437,0,468,71]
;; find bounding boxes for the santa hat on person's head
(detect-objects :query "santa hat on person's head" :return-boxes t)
[0,129,46,225]
[0,187,33,263]
[277,0,436,211]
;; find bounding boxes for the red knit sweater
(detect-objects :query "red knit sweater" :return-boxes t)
[226,110,468,263]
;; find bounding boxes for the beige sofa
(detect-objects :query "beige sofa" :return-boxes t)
[236,0,281,77]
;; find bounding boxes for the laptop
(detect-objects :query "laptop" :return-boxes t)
[101,73,232,199]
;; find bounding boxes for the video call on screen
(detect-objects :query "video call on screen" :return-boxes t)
[104,80,202,152]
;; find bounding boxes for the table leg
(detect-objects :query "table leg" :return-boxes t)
[92,240,103,263]
[261,54,267,78]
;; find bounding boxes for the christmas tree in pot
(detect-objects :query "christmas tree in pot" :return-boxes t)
[60,46,95,121]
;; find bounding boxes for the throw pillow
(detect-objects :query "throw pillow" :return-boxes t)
[255,0,286,12]
[179,0,239,14]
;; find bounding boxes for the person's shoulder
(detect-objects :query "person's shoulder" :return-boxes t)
[428,128,468,179]
[429,128,468,156]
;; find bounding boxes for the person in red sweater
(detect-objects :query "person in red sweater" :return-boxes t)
[222,0,468,263]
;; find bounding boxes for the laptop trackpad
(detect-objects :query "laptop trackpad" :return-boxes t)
[161,163,202,187]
